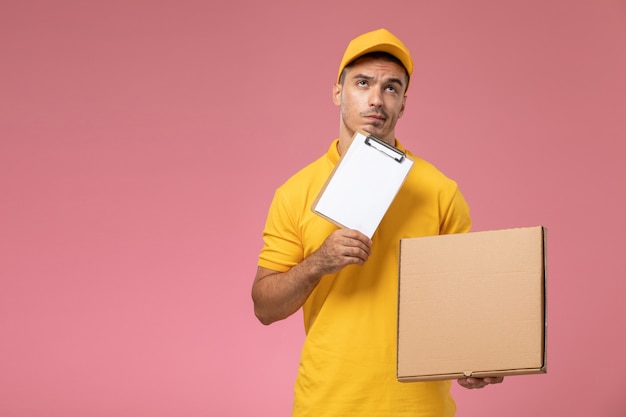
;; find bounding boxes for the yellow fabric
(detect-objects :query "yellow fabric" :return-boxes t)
[337,28,414,87]
[258,139,471,417]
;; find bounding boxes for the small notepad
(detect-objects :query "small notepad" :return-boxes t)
[312,132,413,238]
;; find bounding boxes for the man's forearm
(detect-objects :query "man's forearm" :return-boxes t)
[252,229,372,325]
[252,257,325,325]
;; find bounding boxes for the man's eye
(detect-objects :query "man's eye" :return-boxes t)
[357,80,368,87]
[386,86,397,92]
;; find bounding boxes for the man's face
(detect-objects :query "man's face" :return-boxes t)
[333,56,408,148]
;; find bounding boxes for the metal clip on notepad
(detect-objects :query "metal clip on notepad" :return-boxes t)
[364,135,405,162]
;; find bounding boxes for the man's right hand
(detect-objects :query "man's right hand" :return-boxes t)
[308,228,373,276]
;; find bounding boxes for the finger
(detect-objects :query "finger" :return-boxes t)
[333,236,370,257]
[484,377,504,384]
[342,244,370,263]
[348,240,372,258]
[457,378,487,389]
[340,229,373,248]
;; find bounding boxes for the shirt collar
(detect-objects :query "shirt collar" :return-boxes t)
[327,137,406,165]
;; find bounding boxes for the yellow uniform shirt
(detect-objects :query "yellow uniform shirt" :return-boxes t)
[259,139,471,417]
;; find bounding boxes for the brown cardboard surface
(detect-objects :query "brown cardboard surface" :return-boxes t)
[397,226,547,382]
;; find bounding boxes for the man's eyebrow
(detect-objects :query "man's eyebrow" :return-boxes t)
[351,73,405,87]
[351,73,374,81]
[386,77,405,87]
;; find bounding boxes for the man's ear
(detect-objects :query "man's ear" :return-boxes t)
[332,83,342,107]
[398,95,407,118]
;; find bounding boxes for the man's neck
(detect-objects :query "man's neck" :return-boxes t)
[337,130,396,156]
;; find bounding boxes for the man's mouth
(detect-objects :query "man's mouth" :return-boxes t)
[363,113,386,122]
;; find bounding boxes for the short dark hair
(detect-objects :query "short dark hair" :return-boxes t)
[338,51,410,86]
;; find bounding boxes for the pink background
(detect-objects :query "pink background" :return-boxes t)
[1,1,625,416]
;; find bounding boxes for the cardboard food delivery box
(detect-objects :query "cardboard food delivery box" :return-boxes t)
[397,226,547,382]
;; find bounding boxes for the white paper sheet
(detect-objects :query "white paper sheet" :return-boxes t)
[312,132,414,238]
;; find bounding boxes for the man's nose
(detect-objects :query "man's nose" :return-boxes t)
[369,88,383,107]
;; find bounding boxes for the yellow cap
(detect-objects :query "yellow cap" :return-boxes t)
[337,28,414,88]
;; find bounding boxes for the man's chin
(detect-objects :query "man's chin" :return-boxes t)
[361,128,395,146]
[362,127,384,139]
[361,126,378,136]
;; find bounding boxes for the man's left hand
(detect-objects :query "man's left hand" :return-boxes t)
[457,377,504,389]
